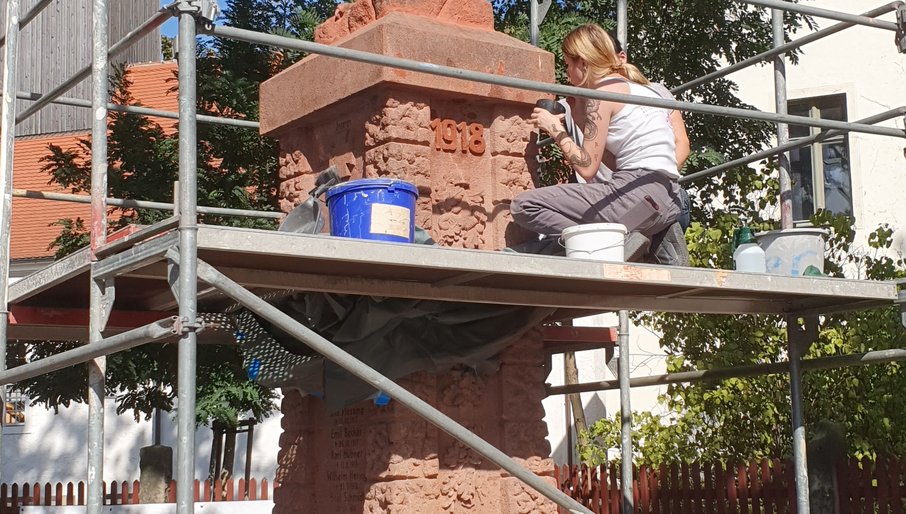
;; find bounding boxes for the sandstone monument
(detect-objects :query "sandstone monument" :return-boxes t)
[259,1,558,511]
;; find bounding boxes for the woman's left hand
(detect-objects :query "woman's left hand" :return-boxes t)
[531,108,566,136]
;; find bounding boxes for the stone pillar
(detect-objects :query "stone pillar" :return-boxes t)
[138,445,172,503]
[261,3,556,512]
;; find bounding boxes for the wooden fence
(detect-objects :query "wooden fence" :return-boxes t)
[554,456,906,514]
[0,478,270,513]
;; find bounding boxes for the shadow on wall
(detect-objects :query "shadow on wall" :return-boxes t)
[3,397,282,484]
[3,398,150,483]
[550,393,608,465]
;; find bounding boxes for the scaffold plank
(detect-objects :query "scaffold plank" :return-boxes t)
[7,225,897,342]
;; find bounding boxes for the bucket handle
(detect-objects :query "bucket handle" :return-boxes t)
[557,236,624,253]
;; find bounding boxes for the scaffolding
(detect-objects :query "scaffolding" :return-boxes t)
[0,1,905,514]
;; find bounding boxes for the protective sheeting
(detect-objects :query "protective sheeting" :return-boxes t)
[233,290,552,412]
[230,227,554,412]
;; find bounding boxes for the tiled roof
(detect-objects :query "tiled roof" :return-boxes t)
[10,61,179,260]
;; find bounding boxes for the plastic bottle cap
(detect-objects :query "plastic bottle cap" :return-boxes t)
[736,226,757,245]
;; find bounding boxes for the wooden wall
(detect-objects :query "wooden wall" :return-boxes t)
[0,0,161,136]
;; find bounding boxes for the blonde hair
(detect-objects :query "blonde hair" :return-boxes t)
[561,24,650,86]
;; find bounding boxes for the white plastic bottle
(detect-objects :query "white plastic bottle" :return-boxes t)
[733,227,766,273]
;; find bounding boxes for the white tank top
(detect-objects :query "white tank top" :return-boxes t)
[606,79,678,179]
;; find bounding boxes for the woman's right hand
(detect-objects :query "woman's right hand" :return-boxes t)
[531,108,566,136]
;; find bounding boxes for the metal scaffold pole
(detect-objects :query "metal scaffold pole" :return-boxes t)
[681,106,906,184]
[529,0,551,48]
[6,91,261,129]
[529,0,539,46]
[11,188,281,219]
[87,0,110,510]
[616,0,628,50]
[773,8,793,229]
[175,5,200,514]
[205,24,906,139]
[745,0,900,31]
[548,347,906,395]
[0,0,21,484]
[618,310,634,513]
[615,5,633,509]
[673,2,904,95]
[14,9,171,125]
[787,317,815,514]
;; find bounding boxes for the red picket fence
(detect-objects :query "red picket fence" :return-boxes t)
[554,456,906,514]
[0,478,270,513]
[837,456,906,514]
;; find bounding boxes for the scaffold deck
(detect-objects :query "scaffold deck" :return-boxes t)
[7,225,898,340]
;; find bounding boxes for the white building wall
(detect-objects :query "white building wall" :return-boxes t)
[543,313,667,464]
[729,0,906,255]
[2,395,283,484]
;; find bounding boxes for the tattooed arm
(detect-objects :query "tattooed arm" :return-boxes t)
[531,89,616,181]
[566,95,611,181]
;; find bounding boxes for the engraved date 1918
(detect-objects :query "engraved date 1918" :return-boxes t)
[430,118,486,155]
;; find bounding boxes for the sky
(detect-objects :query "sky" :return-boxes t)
[159,0,229,38]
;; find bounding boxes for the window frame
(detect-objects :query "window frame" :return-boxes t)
[4,387,27,427]
[787,93,853,225]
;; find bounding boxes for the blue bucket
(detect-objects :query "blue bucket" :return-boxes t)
[326,178,419,243]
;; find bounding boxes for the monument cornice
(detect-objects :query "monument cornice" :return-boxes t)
[259,11,554,137]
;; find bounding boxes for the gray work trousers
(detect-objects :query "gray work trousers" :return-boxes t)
[510,168,683,237]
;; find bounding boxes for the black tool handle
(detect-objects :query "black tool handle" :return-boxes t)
[534,99,566,115]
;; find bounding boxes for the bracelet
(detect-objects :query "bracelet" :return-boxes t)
[554,131,570,144]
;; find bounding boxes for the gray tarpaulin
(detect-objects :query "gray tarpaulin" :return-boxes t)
[231,230,554,412]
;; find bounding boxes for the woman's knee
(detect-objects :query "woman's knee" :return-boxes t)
[509,194,530,224]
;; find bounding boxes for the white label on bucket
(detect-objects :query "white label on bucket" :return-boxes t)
[370,203,411,239]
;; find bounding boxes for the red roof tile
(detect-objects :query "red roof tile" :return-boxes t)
[10,61,180,260]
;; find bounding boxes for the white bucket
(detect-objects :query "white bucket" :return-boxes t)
[561,223,627,262]
[754,228,828,276]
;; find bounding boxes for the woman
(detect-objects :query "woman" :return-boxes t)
[608,32,690,170]
[510,24,686,259]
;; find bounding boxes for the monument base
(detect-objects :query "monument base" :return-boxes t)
[273,328,556,514]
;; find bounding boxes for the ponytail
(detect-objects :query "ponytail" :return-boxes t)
[622,63,650,85]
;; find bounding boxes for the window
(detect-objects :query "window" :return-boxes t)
[4,388,26,426]
[788,94,853,223]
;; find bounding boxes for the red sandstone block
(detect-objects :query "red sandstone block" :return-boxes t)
[487,113,534,156]
[364,420,440,480]
[438,469,503,512]
[499,476,558,514]
[373,0,446,19]
[437,0,494,30]
[364,478,443,512]
[499,329,547,365]
[364,100,432,148]
[260,12,554,138]
[503,456,556,477]
[501,422,552,458]
[347,0,378,33]
[363,142,431,180]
